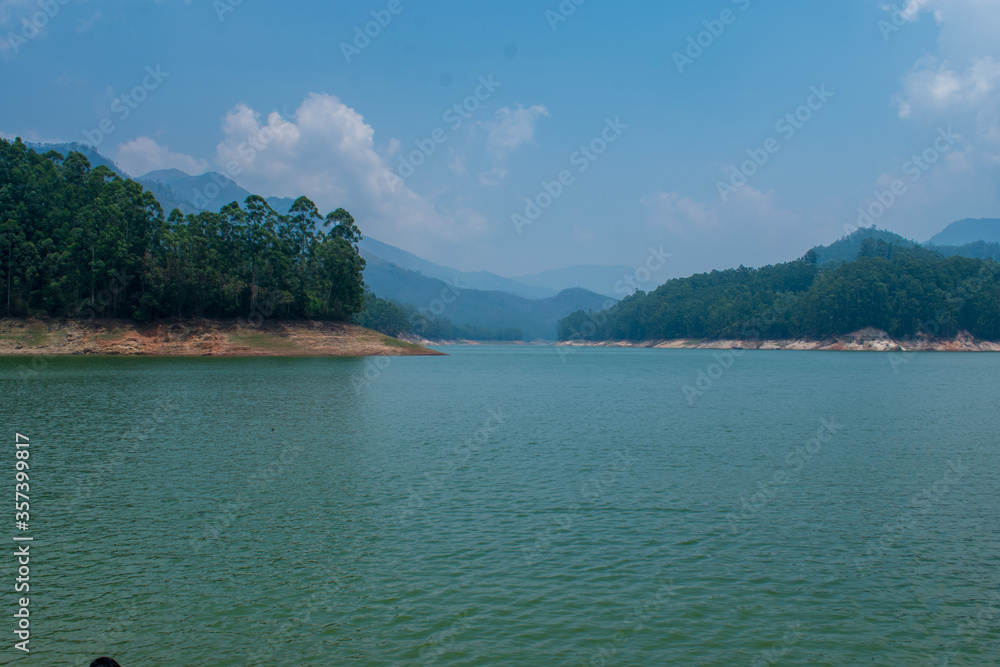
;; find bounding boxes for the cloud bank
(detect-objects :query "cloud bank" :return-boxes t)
[113,93,494,255]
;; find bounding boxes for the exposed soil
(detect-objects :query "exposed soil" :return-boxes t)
[557,328,1000,352]
[0,318,445,357]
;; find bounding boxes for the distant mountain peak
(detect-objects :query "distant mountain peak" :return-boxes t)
[810,228,919,265]
[139,168,195,184]
[25,140,127,176]
[927,218,1000,246]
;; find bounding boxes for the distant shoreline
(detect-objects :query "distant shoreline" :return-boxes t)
[556,328,1000,352]
[0,318,444,357]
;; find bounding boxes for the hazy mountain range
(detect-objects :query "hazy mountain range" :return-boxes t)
[813,226,1000,264]
[357,237,556,300]
[27,141,123,173]
[25,141,1000,339]
[26,142,625,339]
[363,255,612,340]
[136,168,297,219]
[926,218,1000,246]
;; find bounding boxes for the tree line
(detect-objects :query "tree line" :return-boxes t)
[560,239,1000,342]
[0,138,366,322]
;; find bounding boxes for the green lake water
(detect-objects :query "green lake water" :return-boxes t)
[2,346,998,665]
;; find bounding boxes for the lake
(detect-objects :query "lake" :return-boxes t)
[3,346,999,665]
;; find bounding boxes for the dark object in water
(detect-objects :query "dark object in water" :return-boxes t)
[91,659,122,667]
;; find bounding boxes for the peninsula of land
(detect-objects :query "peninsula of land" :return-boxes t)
[0,319,444,357]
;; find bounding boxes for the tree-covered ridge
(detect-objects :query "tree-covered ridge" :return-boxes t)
[0,137,366,322]
[354,292,524,341]
[559,246,1000,342]
[812,226,1000,265]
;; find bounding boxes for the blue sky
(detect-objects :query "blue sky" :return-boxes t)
[2,0,998,280]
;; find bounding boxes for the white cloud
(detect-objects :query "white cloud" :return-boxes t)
[894,0,1000,30]
[898,55,1000,117]
[642,192,718,235]
[645,186,804,236]
[212,93,488,247]
[479,104,549,160]
[385,137,401,157]
[448,151,466,176]
[0,0,35,25]
[478,166,507,187]
[76,10,101,33]
[856,143,997,241]
[641,186,825,275]
[887,0,936,22]
[892,0,1000,67]
[111,137,209,177]
[892,0,1000,206]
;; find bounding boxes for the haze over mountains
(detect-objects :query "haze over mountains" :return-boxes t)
[25,142,625,339]
[358,237,556,300]
[22,141,1000,340]
[45,144,622,296]
[363,255,611,340]
[27,142,122,173]
[926,219,1000,246]
[811,225,1000,264]
[127,166,624,339]
[135,167,298,221]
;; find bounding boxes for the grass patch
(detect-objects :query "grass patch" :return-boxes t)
[229,333,298,349]
[95,328,127,341]
[380,335,422,350]
[0,323,55,346]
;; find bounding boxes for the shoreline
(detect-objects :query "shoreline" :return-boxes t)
[556,328,1000,352]
[0,318,445,357]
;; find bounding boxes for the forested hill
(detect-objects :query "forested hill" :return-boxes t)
[811,227,1000,264]
[0,137,366,322]
[559,237,1000,342]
